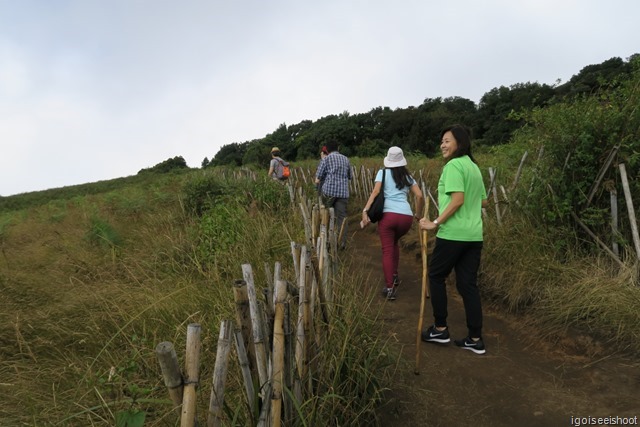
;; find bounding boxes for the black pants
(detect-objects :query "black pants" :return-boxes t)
[321,195,348,248]
[429,237,484,338]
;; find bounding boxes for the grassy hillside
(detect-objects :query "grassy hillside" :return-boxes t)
[0,168,400,425]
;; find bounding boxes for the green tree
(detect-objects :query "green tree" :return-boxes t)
[212,142,247,166]
[475,82,554,145]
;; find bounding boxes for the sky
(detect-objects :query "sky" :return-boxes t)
[1,0,639,196]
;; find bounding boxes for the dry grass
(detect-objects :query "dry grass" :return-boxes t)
[481,214,640,356]
[0,172,397,426]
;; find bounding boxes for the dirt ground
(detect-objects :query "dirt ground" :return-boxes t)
[349,222,639,427]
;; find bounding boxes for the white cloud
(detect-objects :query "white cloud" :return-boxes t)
[1,0,639,195]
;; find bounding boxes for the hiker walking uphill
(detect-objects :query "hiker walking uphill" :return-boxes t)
[361,146,424,300]
[268,147,290,181]
[315,140,352,249]
[420,124,489,355]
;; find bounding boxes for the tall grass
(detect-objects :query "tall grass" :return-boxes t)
[477,142,640,356]
[0,169,398,426]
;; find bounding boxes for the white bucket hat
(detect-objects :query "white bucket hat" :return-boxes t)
[384,146,407,167]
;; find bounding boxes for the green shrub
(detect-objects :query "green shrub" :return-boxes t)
[86,216,122,249]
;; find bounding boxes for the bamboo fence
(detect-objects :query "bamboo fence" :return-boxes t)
[158,152,640,424]
[156,177,341,426]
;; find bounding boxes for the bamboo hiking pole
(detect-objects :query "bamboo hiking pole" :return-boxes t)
[415,196,430,375]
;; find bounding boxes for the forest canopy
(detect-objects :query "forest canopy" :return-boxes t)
[203,54,639,168]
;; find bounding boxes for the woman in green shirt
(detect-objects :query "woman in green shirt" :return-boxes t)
[419,124,488,355]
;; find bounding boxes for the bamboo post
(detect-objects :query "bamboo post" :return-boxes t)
[500,185,510,218]
[295,248,308,401]
[586,144,620,208]
[233,326,255,415]
[180,323,201,427]
[287,182,295,205]
[302,266,311,394]
[311,204,319,243]
[155,341,183,413]
[283,301,294,423]
[489,167,501,225]
[322,229,332,305]
[263,263,274,322]
[233,280,256,376]
[415,197,430,375]
[291,242,301,282]
[207,320,232,427]
[242,264,269,391]
[318,222,326,275]
[309,253,330,324]
[329,207,337,261]
[610,188,620,258]
[299,202,313,247]
[272,261,282,309]
[571,212,624,267]
[510,150,528,191]
[256,382,272,427]
[309,263,324,359]
[619,163,640,260]
[259,298,272,367]
[271,279,288,427]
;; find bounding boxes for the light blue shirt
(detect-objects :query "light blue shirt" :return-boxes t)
[375,169,415,216]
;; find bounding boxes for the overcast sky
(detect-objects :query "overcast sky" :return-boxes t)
[1,0,638,196]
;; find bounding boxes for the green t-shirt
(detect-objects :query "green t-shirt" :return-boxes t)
[436,155,486,242]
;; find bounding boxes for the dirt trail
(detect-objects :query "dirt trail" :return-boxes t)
[349,223,639,427]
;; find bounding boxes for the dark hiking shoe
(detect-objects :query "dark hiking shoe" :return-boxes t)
[421,325,450,343]
[382,287,397,300]
[454,336,486,354]
[392,274,400,287]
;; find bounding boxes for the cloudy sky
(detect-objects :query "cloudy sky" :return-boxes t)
[1,0,638,196]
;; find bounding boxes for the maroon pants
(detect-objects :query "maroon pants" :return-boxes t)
[378,212,414,288]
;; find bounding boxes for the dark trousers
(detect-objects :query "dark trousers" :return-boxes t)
[322,195,348,248]
[429,237,484,338]
[378,212,414,288]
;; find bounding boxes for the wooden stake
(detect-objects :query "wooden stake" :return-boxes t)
[180,323,201,427]
[415,196,430,375]
[586,144,619,208]
[233,327,255,415]
[207,320,232,427]
[571,212,624,267]
[295,249,308,389]
[510,150,528,191]
[242,264,269,391]
[271,280,288,427]
[155,341,183,413]
[233,280,256,377]
[610,188,620,258]
[619,163,640,260]
[489,167,502,225]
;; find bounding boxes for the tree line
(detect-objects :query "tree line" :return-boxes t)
[204,54,638,168]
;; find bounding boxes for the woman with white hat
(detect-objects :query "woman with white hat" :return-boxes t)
[361,146,424,300]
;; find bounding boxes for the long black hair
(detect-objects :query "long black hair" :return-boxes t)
[441,124,477,164]
[388,166,413,190]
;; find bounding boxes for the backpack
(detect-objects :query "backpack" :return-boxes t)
[277,159,290,180]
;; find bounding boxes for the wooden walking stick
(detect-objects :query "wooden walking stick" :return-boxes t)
[415,197,430,375]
